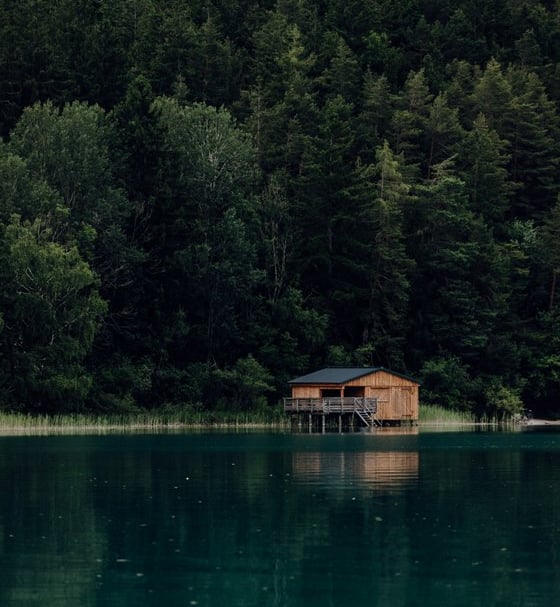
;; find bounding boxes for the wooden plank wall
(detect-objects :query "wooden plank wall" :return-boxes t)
[291,385,322,398]
[345,371,418,388]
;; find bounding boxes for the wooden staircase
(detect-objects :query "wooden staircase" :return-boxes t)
[355,399,382,428]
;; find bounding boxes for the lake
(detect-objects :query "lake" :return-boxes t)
[1,429,560,606]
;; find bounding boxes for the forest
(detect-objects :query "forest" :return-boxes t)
[1,0,560,417]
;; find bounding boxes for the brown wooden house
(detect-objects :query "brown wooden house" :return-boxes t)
[284,367,420,428]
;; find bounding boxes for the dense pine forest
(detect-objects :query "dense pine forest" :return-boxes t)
[2,0,560,417]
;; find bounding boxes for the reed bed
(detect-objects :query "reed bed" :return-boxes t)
[419,404,480,425]
[0,409,291,435]
[0,405,525,436]
[418,404,525,428]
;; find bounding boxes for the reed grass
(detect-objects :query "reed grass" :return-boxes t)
[0,405,524,436]
[419,404,478,425]
[0,408,291,435]
[418,404,523,427]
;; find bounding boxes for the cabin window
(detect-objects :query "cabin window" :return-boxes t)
[321,389,340,398]
[344,386,365,397]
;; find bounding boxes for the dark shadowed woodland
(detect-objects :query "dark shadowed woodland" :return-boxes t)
[2,0,560,418]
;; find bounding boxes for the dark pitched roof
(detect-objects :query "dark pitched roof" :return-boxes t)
[288,367,419,385]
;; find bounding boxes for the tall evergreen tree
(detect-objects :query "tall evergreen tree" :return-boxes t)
[425,92,464,178]
[408,163,505,376]
[293,94,355,321]
[348,142,414,367]
[505,69,560,218]
[458,113,510,229]
[390,68,433,174]
[356,72,393,163]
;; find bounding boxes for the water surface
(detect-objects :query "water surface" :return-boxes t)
[1,429,559,606]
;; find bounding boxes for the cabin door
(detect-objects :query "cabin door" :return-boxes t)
[392,387,413,418]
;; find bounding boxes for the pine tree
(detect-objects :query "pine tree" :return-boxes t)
[318,33,360,103]
[356,72,393,163]
[390,68,433,174]
[425,92,465,178]
[354,141,414,367]
[471,58,514,136]
[408,163,505,371]
[293,94,356,314]
[459,113,510,229]
[542,197,560,310]
[506,69,560,219]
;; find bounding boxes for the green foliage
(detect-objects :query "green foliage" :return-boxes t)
[3,0,560,417]
[214,355,274,410]
[408,166,506,369]
[88,355,154,413]
[7,101,139,294]
[152,97,261,361]
[420,356,475,412]
[0,147,66,225]
[0,217,106,411]
[344,141,413,367]
[484,380,523,420]
[458,113,510,228]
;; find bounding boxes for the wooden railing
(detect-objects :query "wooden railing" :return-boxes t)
[283,397,378,414]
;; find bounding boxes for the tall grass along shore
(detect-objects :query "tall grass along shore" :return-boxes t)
[0,405,524,435]
[0,409,291,435]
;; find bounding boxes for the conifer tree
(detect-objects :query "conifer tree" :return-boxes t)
[356,72,393,163]
[408,163,504,371]
[390,68,433,174]
[425,92,465,178]
[459,113,510,229]
[357,141,413,367]
[505,69,560,219]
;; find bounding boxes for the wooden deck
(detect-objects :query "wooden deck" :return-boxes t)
[283,396,376,413]
[283,397,380,428]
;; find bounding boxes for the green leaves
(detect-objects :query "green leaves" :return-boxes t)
[213,355,273,410]
[409,168,505,368]
[4,0,560,416]
[0,217,106,410]
[9,101,127,234]
[5,218,105,351]
[155,98,257,215]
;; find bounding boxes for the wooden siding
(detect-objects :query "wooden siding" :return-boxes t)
[291,385,322,398]
[345,370,418,388]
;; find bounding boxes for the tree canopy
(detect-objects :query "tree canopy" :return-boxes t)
[2,0,560,416]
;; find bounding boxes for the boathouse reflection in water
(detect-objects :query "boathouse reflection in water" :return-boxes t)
[292,448,418,493]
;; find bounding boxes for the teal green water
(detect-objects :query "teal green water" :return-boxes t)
[1,430,560,606]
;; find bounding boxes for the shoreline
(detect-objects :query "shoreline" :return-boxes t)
[1,420,557,437]
[524,418,560,426]
[0,411,559,436]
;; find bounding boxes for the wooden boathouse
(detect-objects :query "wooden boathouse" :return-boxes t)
[284,367,420,430]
